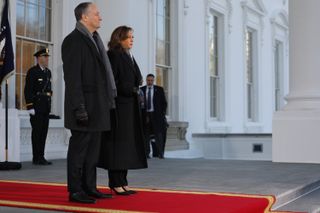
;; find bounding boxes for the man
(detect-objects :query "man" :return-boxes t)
[24,48,52,166]
[141,74,168,159]
[61,2,116,204]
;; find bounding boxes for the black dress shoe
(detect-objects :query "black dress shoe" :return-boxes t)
[86,189,112,199]
[41,158,52,165]
[34,158,52,165]
[69,192,96,204]
[32,159,39,165]
[158,154,164,159]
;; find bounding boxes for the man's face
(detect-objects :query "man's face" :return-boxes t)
[146,76,154,86]
[83,4,102,32]
[37,55,49,68]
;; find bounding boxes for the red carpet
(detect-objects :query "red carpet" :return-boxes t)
[0,180,299,213]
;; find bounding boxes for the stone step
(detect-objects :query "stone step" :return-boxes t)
[274,179,320,210]
[165,121,189,151]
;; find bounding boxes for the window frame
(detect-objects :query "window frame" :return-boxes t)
[208,9,224,120]
[155,0,171,116]
[245,27,259,122]
[15,0,53,111]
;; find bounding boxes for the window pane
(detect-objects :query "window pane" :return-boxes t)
[15,40,22,74]
[15,74,22,109]
[165,0,170,17]
[46,0,51,8]
[15,39,23,110]
[22,41,37,74]
[156,40,165,65]
[26,2,39,39]
[157,0,164,16]
[39,7,51,41]
[39,0,47,7]
[15,74,27,110]
[165,17,170,41]
[246,31,253,83]
[247,85,252,119]
[16,1,25,36]
[210,77,218,118]
[165,42,170,65]
[275,41,283,111]
[156,0,170,67]
[27,0,38,4]
[156,66,168,98]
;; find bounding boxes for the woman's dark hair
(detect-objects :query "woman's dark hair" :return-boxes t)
[108,26,133,51]
[74,2,92,21]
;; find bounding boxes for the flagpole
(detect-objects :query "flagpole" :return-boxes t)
[5,79,8,161]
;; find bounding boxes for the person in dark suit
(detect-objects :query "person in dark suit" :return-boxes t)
[141,74,168,159]
[24,48,52,166]
[98,26,147,195]
[61,2,116,204]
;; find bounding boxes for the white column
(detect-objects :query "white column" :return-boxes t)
[273,0,320,163]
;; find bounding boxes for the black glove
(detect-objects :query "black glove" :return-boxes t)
[132,87,139,95]
[75,104,89,126]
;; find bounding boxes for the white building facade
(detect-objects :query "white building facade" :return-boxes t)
[0,0,289,162]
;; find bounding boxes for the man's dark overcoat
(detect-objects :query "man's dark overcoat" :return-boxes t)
[62,29,112,131]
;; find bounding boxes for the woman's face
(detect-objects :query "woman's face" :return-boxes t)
[120,31,134,50]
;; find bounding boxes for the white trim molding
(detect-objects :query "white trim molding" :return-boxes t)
[241,0,267,45]
[206,0,233,33]
[270,9,289,111]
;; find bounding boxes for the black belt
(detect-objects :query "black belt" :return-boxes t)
[37,92,52,97]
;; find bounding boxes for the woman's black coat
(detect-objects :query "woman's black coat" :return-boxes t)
[98,49,147,170]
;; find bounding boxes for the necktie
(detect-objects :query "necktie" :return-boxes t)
[92,33,100,54]
[147,87,151,110]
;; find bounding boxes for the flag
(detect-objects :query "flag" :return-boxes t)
[0,0,14,85]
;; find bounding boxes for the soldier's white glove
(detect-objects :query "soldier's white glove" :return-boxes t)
[28,109,35,115]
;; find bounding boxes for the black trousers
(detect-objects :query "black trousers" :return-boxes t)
[67,130,101,193]
[30,113,49,161]
[108,170,128,188]
[145,112,165,157]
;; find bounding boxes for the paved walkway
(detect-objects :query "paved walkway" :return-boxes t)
[1,158,320,212]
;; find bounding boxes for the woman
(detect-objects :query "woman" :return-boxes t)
[98,26,147,195]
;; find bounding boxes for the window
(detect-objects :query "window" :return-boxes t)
[15,0,52,110]
[245,28,257,121]
[156,0,171,107]
[208,11,221,119]
[274,40,283,111]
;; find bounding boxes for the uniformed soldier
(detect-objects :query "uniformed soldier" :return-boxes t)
[24,48,52,165]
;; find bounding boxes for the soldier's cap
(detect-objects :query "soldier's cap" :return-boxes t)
[33,48,50,57]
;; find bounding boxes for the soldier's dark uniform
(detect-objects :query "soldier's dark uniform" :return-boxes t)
[24,48,52,165]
